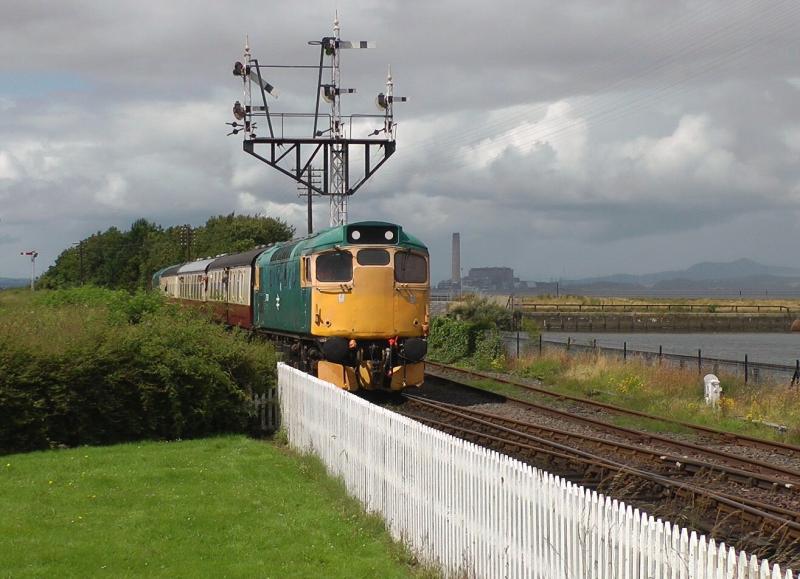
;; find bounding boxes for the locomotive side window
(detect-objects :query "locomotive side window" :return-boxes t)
[316,252,353,282]
[356,249,390,266]
[394,252,427,283]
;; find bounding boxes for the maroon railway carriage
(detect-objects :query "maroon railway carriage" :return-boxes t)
[204,246,267,328]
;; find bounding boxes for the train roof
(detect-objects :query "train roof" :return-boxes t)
[177,258,216,274]
[152,265,174,279]
[159,263,183,277]
[208,246,271,270]
[152,222,426,277]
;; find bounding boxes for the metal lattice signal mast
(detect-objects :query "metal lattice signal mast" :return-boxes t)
[229,13,406,227]
[328,13,347,225]
[20,250,38,291]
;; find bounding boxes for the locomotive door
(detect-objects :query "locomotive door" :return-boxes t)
[351,265,393,335]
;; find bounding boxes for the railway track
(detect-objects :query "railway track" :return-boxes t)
[406,393,800,498]
[425,361,800,462]
[389,368,800,564]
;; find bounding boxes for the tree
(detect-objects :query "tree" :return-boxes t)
[40,214,294,291]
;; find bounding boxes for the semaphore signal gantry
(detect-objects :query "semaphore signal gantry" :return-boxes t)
[228,13,406,228]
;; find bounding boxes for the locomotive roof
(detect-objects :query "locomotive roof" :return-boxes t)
[309,221,427,252]
[208,246,271,270]
[255,221,427,265]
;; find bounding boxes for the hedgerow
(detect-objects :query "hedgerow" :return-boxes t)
[0,288,277,454]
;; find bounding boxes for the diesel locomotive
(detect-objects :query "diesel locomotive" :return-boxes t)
[152,221,430,390]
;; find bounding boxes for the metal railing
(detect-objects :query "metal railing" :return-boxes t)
[507,299,793,314]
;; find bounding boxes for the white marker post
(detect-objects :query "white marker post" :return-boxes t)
[703,374,722,408]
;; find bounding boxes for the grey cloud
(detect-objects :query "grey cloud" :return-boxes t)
[2,0,800,279]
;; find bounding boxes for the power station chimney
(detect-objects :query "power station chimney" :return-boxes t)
[451,233,461,290]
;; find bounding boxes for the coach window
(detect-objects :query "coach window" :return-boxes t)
[357,249,390,266]
[316,252,353,282]
[394,252,427,283]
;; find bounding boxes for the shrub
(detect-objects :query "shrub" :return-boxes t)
[428,316,475,363]
[448,295,513,330]
[0,288,276,454]
[471,330,507,371]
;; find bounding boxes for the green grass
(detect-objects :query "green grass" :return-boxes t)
[0,436,433,578]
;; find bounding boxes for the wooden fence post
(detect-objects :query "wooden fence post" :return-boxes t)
[745,354,749,384]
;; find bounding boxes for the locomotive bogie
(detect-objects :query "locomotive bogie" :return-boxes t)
[318,360,425,391]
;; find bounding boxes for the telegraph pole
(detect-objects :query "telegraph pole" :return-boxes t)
[179,225,193,261]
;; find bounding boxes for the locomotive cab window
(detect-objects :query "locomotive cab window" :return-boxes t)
[316,252,353,282]
[394,252,427,283]
[356,249,390,266]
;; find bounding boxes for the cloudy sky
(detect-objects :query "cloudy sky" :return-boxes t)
[2,0,800,282]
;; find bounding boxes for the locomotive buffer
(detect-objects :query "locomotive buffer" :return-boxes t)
[229,13,406,228]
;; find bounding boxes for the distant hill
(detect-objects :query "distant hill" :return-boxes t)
[0,278,29,289]
[567,259,800,287]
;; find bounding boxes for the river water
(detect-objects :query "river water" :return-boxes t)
[542,332,800,366]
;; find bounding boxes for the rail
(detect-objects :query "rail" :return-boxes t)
[401,392,800,547]
[425,361,800,455]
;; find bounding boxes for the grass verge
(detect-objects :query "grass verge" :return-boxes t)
[0,435,435,578]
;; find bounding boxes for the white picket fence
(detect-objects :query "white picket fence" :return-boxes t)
[277,363,794,579]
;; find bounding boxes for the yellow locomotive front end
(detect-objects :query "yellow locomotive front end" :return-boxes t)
[309,224,429,390]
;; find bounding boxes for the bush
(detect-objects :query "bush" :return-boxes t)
[0,289,277,454]
[471,330,507,371]
[448,295,513,330]
[428,316,475,363]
